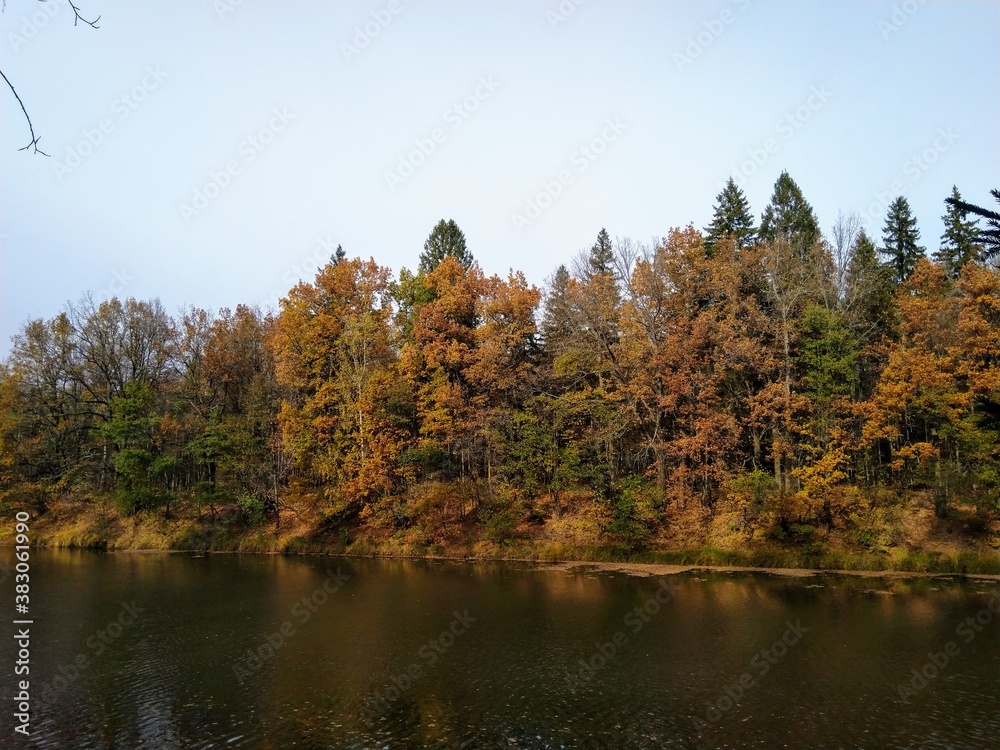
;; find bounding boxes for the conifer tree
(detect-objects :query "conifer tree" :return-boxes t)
[945,188,1000,260]
[588,228,615,277]
[759,171,820,253]
[541,264,575,357]
[418,219,473,274]
[935,186,982,277]
[331,244,347,266]
[880,196,925,284]
[705,178,756,252]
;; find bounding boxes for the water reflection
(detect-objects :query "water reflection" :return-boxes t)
[2,550,998,749]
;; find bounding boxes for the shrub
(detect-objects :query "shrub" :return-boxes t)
[478,490,521,543]
[237,493,266,525]
[726,469,779,536]
[115,486,162,516]
[603,476,656,554]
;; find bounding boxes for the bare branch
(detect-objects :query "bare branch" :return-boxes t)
[1,2,100,154]
[0,68,50,156]
[67,0,100,28]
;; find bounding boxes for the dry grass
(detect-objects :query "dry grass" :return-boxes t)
[4,489,1000,575]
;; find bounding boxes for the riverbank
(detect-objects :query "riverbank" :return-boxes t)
[4,493,1000,576]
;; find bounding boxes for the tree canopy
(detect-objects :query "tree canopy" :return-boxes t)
[3,180,999,553]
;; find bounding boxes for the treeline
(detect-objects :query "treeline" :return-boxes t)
[2,175,999,547]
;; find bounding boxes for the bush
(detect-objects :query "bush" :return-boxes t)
[478,496,521,543]
[726,469,779,536]
[115,486,162,516]
[603,476,655,554]
[237,493,266,525]
[846,506,904,550]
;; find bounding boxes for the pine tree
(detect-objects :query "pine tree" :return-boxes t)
[845,230,896,396]
[588,228,615,276]
[331,244,347,266]
[541,264,575,356]
[418,219,473,274]
[797,303,859,405]
[759,171,820,253]
[846,230,880,298]
[935,186,983,277]
[880,196,925,284]
[945,188,1000,260]
[705,178,756,252]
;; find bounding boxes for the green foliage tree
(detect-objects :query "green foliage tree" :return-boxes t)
[844,229,897,399]
[945,188,1000,260]
[880,196,925,284]
[935,186,982,277]
[418,219,473,274]
[540,265,576,363]
[705,177,757,252]
[95,381,166,515]
[588,228,615,276]
[797,304,859,404]
[331,243,347,266]
[759,171,820,254]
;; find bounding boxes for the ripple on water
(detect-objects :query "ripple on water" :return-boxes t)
[5,552,999,750]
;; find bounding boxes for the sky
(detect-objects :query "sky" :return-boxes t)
[1,0,998,355]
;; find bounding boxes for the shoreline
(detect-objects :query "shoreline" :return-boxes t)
[6,497,1000,579]
[12,544,1000,582]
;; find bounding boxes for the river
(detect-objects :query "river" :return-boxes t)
[2,550,998,749]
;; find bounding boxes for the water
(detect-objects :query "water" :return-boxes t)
[2,550,999,749]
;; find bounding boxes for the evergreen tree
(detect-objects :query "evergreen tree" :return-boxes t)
[331,244,347,266]
[588,228,615,277]
[846,230,879,290]
[759,170,820,253]
[705,178,756,252]
[541,264,575,356]
[935,186,983,277]
[797,304,859,404]
[845,230,896,397]
[945,188,1000,260]
[418,219,473,274]
[880,196,925,284]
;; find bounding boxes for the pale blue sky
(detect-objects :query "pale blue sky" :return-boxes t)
[2,0,998,354]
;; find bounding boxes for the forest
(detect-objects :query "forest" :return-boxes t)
[4,173,1000,567]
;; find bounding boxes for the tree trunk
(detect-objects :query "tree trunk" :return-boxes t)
[773,427,783,495]
[934,456,948,518]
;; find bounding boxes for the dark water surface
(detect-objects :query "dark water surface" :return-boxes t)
[2,550,999,749]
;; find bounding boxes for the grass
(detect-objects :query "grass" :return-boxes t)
[4,493,1000,577]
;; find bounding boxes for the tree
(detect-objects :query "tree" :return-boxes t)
[797,304,859,405]
[705,178,756,252]
[331,244,347,266]
[945,188,1000,260]
[864,260,966,516]
[752,176,832,496]
[401,256,483,480]
[183,305,285,519]
[880,196,925,284]
[844,229,897,398]
[759,171,820,255]
[617,227,740,500]
[468,269,541,487]
[274,257,406,511]
[588,228,615,276]
[540,265,577,364]
[578,228,622,375]
[418,219,473,274]
[936,186,984,277]
[830,211,862,303]
[93,381,169,515]
[756,233,816,495]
